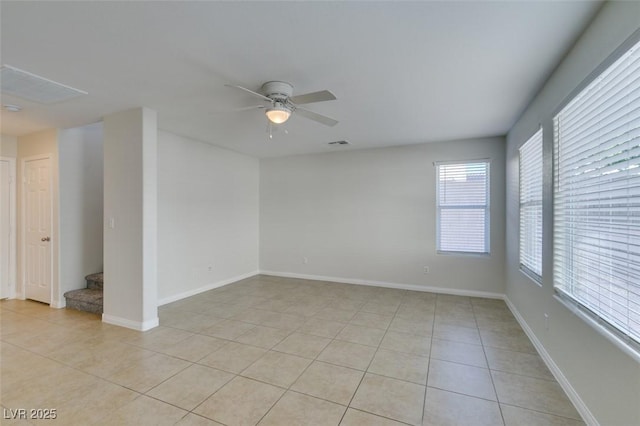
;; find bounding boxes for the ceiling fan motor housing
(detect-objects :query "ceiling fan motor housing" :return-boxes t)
[261,81,293,101]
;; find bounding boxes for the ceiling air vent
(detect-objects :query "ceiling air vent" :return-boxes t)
[328,140,350,146]
[1,65,87,104]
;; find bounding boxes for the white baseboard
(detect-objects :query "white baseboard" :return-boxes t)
[102,313,159,331]
[50,299,66,309]
[504,297,598,426]
[259,270,504,300]
[157,270,260,306]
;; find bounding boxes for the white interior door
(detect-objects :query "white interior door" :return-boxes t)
[24,157,52,304]
[0,158,15,299]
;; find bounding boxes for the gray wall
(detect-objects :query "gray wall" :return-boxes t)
[59,123,104,297]
[157,131,259,303]
[103,107,158,329]
[260,137,505,296]
[505,2,640,425]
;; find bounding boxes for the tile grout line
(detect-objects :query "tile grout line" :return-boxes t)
[472,299,506,426]
[192,289,378,424]
[336,291,434,426]
[252,295,374,426]
[162,286,433,420]
[420,294,438,426]
[336,297,398,425]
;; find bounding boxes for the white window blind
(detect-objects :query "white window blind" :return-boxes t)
[436,161,490,254]
[554,38,640,346]
[519,129,543,280]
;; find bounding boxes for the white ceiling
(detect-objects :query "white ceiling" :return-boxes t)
[1,1,602,158]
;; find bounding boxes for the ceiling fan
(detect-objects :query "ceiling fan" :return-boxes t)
[226,81,338,127]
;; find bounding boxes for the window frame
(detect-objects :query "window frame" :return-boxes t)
[435,159,491,255]
[518,128,543,284]
[551,30,640,361]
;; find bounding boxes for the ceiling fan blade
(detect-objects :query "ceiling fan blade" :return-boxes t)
[295,106,338,127]
[290,90,336,105]
[233,105,265,112]
[225,84,272,102]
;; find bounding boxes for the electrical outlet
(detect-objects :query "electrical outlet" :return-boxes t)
[303,257,308,264]
[423,266,430,274]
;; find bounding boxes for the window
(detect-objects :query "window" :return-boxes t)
[554,38,640,347]
[436,160,490,254]
[519,129,543,281]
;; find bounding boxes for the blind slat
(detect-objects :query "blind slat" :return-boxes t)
[554,38,640,346]
[520,129,543,278]
[436,161,489,253]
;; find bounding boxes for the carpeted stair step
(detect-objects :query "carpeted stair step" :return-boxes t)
[85,272,104,290]
[64,288,103,314]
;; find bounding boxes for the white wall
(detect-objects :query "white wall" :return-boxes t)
[1,134,18,158]
[58,123,103,298]
[16,129,61,305]
[505,2,640,425]
[260,137,505,296]
[157,131,259,303]
[103,108,157,330]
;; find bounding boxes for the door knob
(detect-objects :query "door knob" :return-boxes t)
[41,237,50,242]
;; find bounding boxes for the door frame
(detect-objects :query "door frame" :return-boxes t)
[21,154,53,303]
[0,156,17,299]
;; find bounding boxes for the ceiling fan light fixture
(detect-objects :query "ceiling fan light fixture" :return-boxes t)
[265,103,291,124]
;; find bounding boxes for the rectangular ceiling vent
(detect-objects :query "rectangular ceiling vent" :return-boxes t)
[1,65,88,104]
[328,140,350,146]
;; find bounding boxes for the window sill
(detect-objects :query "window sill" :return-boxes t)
[519,266,542,287]
[437,250,491,258]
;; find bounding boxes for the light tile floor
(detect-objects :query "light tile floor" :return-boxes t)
[0,275,584,425]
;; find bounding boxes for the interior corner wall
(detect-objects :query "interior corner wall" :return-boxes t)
[505,2,640,425]
[16,129,60,305]
[260,137,506,296]
[157,131,259,303]
[58,122,104,299]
